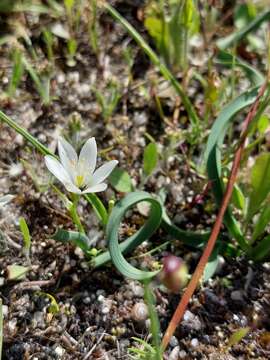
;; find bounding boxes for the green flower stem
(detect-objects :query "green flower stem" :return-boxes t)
[143,281,163,360]
[70,195,85,234]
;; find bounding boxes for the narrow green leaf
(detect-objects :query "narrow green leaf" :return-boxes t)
[8,48,24,97]
[250,234,270,261]
[37,292,60,314]
[143,282,163,360]
[203,247,219,282]
[52,229,92,252]
[204,86,262,251]
[0,1,51,14]
[227,327,250,348]
[144,17,162,44]
[251,202,270,243]
[64,0,75,12]
[84,193,108,225]
[19,217,31,257]
[216,50,264,86]
[92,192,211,270]
[247,153,270,221]
[231,183,246,211]
[217,9,270,50]
[143,142,158,176]
[109,167,133,193]
[107,192,162,280]
[0,110,54,156]
[257,114,269,134]
[234,4,256,29]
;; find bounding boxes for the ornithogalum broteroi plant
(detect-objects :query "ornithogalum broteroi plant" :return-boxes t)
[45,137,118,194]
[45,137,118,233]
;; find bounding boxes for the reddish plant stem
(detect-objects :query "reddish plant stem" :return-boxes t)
[162,83,268,350]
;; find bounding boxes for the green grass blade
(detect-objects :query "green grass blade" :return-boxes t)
[8,48,25,97]
[217,9,270,50]
[104,3,200,129]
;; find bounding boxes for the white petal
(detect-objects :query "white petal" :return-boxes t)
[65,182,82,194]
[91,160,118,186]
[0,194,15,207]
[78,137,97,184]
[45,155,80,193]
[82,183,108,194]
[58,137,78,180]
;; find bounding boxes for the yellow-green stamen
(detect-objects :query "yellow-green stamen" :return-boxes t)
[76,175,84,188]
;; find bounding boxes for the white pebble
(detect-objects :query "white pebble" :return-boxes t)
[98,295,105,302]
[54,345,65,357]
[179,350,187,358]
[169,346,180,360]
[101,306,110,314]
[191,338,199,347]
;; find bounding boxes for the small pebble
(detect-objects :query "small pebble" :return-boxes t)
[129,282,144,297]
[54,345,65,357]
[8,318,17,334]
[32,311,46,329]
[98,295,105,302]
[83,297,91,305]
[231,290,244,302]
[191,338,199,347]
[182,310,202,331]
[169,346,180,360]
[179,350,187,358]
[101,306,110,314]
[169,336,179,347]
[132,302,148,322]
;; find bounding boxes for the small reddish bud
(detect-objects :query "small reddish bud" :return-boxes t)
[159,255,188,293]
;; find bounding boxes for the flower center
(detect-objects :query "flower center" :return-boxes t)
[76,175,84,188]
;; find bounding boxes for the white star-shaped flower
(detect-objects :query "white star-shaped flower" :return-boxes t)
[45,137,118,194]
